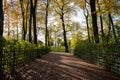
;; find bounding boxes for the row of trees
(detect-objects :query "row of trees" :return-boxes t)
[1,0,120,52]
[2,0,75,52]
[86,0,120,43]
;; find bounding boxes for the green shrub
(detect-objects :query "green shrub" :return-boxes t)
[73,40,120,74]
[2,39,50,74]
[50,46,65,52]
[74,40,91,59]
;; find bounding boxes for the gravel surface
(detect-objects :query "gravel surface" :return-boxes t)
[14,52,120,80]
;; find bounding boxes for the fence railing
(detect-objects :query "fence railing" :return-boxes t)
[1,47,49,80]
[74,44,120,74]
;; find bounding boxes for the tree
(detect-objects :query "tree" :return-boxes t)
[29,0,32,43]
[108,13,118,42]
[90,0,99,43]
[20,0,26,40]
[0,0,4,37]
[100,0,118,43]
[30,0,38,44]
[52,0,73,52]
[45,0,51,46]
[0,0,4,78]
[83,0,90,42]
[97,0,104,40]
[41,0,51,46]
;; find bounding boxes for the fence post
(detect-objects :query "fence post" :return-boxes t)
[0,49,4,80]
[12,50,15,76]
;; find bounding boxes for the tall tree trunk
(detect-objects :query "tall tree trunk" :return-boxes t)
[90,0,99,43]
[45,0,49,46]
[33,9,37,44]
[22,15,26,40]
[0,0,3,37]
[0,0,4,79]
[8,18,10,37]
[61,6,68,52]
[97,0,104,40]
[107,17,111,43]
[86,16,90,42]
[20,0,26,40]
[108,13,118,43]
[29,0,32,43]
[32,0,38,44]
[100,15,104,38]
[25,2,29,40]
[83,5,90,42]
[17,26,18,40]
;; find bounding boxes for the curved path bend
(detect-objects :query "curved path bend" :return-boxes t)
[15,52,120,80]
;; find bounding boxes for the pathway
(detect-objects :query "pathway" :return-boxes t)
[14,52,120,80]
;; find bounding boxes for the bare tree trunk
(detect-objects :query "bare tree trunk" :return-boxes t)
[45,0,49,46]
[97,0,104,41]
[0,0,4,79]
[25,1,29,40]
[100,15,104,38]
[61,6,68,52]
[32,0,38,44]
[20,0,26,40]
[8,18,10,37]
[107,17,111,43]
[108,13,118,43]
[29,0,32,43]
[17,26,18,40]
[33,9,37,44]
[90,0,99,43]
[22,14,26,40]
[86,16,90,42]
[83,4,90,42]
[0,0,3,37]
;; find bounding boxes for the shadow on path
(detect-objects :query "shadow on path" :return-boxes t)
[14,52,120,80]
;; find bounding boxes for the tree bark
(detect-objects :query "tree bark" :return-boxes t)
[106,17,111,43]
[32,0,38,44]
[61,6,68,52]
[108,13,118,43]
[20,0,26,40]
[33,9,37,44]
[17,26,18,40]
[0,0,3,37]
[29,0,32,43]
[0,0,4,79]
[83,4,90,42]
[90,0,99,43]
[25,1,29,40]
[86,16,90,42]
[45,0,49,46]
[100,15,104,38]
[97,0,104,40]
[7,15,10,37]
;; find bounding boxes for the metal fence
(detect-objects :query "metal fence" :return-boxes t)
[1,48,49,80]
[74,44,120,74]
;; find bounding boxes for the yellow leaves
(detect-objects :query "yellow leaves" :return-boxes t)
[99,0,116,13]
[74,0,85,8]
[60,0,64,6]
[8,10,20,19]
[12,20,18,27]
[4,0,10,10]
[79,0,85,8]
[95,0,120,15]
[113,6,120,14]
[4,36,12,40]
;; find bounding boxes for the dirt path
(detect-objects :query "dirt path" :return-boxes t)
[15,52,120,80]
